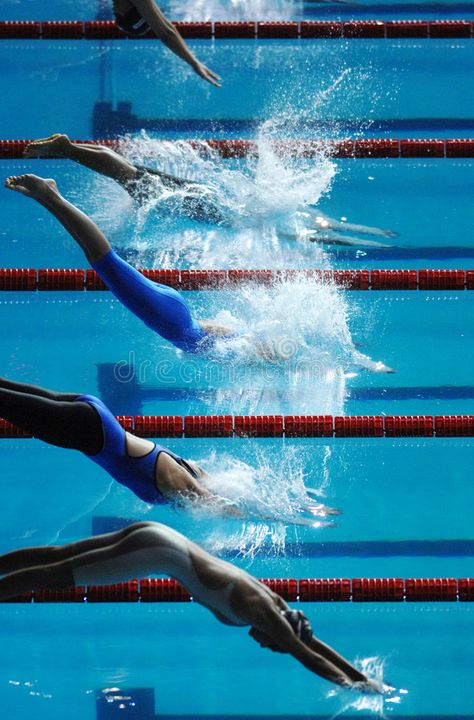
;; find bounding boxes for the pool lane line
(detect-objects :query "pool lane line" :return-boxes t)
[0,268,473,291]
[91,113,474,135]
[90,522,474,558]
[3,138,474,158]
[0,19,473,40]
[5,577,474,602]
[1,415,474,438]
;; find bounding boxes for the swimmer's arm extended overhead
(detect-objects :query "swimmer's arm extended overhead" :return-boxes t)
[250,606,370,688]
[308,231,392,248]
[308,210,398,238]
[131,0,221,87]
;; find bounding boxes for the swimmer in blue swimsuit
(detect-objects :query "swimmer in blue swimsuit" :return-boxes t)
[112,0,220,86]
[5,173,395,370]
[0,520,383,693]
[0,375,238,511]
[6,173,234,354]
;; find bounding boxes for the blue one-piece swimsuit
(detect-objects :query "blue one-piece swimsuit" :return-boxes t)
[78,394,196,504]
[91,250,210,353]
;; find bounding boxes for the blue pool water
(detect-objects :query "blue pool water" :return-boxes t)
[1,41,474,138]
[3,0,474,21]
[0,15,473,720]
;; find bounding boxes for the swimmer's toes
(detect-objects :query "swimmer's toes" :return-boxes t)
[24,133,69,158]
[5,174,58,198]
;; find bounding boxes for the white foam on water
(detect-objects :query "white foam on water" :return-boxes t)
[326,656,408,716]
[177,442,340,556]
[166,0,301,22]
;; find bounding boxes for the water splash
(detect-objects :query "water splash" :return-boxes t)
[106,130,337,269]
[181,444,339,555]
[326,657,408,717]
[166,0,301,22]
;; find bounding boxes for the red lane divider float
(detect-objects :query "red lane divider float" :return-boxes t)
[0,20,473,40]
[3,138,474,158]
[6,577,474,603]
[0,268,473,291]
[2,415,474,438]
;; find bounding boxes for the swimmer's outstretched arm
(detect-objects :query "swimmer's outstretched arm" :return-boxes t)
[131,0,221,87]
[249,605,371,688]
[307,231,392,248]
[352,349,395,374]
[308,210,398,238]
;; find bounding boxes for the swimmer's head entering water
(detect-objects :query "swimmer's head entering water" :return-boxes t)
[249,609,313,653]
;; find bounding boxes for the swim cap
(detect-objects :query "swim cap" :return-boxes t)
[281,609,313,645]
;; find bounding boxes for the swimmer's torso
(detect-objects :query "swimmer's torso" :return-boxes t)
[77,395,198,503]
[73,523,256,626]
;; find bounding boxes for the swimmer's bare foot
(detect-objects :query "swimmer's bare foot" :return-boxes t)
[5,174,59,200]
[24,134,71,158]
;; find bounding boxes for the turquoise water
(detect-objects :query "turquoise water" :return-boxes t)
[0,22,473,720]
[3,0,474,21]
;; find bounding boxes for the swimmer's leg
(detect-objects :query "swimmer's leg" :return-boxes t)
[0,386,102,453]
[0,523,152,575]
[5,174,110,263]
[5,175,204,346]
[0,376,77,402]
[0,524,159,599]
[24,134,138,186]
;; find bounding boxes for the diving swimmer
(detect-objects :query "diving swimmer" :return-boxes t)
[24,134,226,224]
[23,135,398,246]
[112,0,220,86]
[0,520,381,692]
[0,376,338,521]
[5,173,395,372]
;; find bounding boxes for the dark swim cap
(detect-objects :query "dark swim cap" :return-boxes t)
[281,609,313,645]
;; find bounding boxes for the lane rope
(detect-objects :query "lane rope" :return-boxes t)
[6,577,474,603]
[2,138,474,158]
[1,414,473,437]
[0,268,472,291]
[0,20,473,40]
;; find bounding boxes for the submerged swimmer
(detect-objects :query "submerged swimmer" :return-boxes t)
[112,0,220,86]
[24,136,398,246]
[24,135,226,225]
[5,174,394,372]
[0,520,381,692]
[0,376,337,522]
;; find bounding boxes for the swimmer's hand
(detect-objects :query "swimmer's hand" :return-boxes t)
[348,678,384,694]
[373,361,396,374]
[192,61,222,87]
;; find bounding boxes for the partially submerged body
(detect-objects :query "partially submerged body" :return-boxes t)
[112,0,221,86]
[24,136,398,246]
[0,520,382,692]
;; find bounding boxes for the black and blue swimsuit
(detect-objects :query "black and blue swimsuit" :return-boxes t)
[79,394,198,504]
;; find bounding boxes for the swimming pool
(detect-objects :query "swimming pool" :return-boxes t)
[4,0,474,22]
[0,13,473,720]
